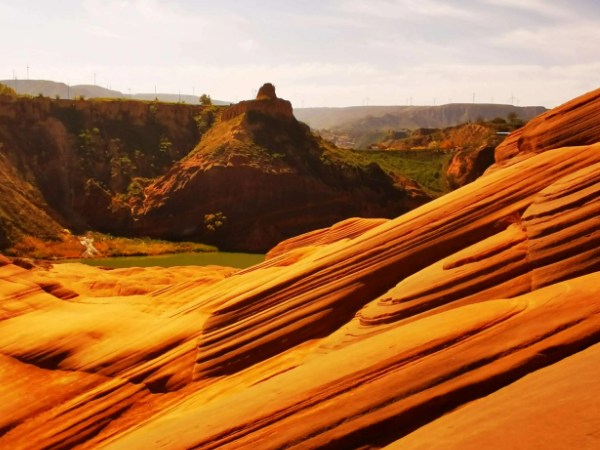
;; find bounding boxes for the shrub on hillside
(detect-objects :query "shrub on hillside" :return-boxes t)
[0,83,17,96]
[200,94,212,105]
[6,235,86,259]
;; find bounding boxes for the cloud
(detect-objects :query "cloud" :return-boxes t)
[82,0,129,18]
[480,0,574,19]
[339,0,477,20]
[87,26,124,39]
[239,39,258,53]
[5,0,599,110]
[82,0,208,25]
[491,24,600,61]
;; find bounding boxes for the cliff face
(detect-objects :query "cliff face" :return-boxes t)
[0,96,208,247]
[1,88,600,449]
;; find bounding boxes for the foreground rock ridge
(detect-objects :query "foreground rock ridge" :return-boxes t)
[1,87,600,449]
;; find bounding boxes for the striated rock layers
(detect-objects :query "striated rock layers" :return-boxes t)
[1,88,600,449]
[489,86,600,172]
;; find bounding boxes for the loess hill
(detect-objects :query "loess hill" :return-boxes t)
[0,86,600,449]
[135,86,425,252]
[295,103,547,135]
[0,84,429,254]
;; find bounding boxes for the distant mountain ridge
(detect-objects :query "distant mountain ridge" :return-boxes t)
[294,103,548,132]
[0,79,230,105]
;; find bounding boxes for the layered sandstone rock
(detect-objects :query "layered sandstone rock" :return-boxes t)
[1,88,600,450]
[265,217,389,259]
[385,341,600,450]
[34,263,236,299]
[489,86,600,172]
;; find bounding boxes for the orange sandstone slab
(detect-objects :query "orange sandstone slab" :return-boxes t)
[490,86,600,172]
[100,272,600,450]
[386,341,600,450]
[191,144,600,378]
[265,217,389,260]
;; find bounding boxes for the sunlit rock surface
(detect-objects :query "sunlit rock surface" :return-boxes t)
[1,88,600,449]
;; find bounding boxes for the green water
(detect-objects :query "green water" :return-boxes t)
[66,252,265,269]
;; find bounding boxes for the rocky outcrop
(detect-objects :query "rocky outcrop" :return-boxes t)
[0,147,67,245]
[256,83,277,100]
[445,143,496,189]
[77,179,132,235]
[136,96,421,252]
[221,98,293,122]
[2,88,600,450]
[221,84,293,122]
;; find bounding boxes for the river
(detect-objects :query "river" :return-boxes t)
[66,252,265,269]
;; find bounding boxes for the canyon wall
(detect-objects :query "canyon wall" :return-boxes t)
[0,95,207,246]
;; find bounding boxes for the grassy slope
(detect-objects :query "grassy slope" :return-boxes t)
[6,233,216,260]
[329,149,453,197]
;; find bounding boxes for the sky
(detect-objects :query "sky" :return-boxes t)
[1,0,600,108]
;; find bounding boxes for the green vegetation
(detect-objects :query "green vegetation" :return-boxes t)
[506,112,526,129]
[354,130,392,149]
[361,150,452,196]
[46,99,214,194]
[89,233,216,257]
[125,177,154,199]
[200,94,212,105]
[159,136,173,153]
[0,83,16,96]
[327,149,453,197]
[6,233,217,260]
[194,106,217,134]
[204,213,227,232]
[77,127,102,160]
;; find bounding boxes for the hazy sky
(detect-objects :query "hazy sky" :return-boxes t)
[2,0,599,107]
